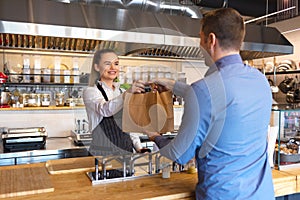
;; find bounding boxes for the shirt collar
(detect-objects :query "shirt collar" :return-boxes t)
[215,54,243,68]
[97,80,120,90]
[205,54,243,76]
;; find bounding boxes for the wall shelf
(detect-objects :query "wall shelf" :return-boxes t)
[2,82,87,88]
[0,106,85,111]
[265,70,300,76]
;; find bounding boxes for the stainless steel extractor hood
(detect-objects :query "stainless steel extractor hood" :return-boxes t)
[0,0,294,60]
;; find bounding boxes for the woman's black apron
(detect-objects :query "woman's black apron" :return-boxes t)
[89,83,134,156]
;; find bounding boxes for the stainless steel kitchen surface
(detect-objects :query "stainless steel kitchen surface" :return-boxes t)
[0,137,89,166]
[0,0,294,60]
[86,151,173,185]
[0,132,174,166]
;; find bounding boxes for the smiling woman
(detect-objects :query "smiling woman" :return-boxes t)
[83,49,150,156]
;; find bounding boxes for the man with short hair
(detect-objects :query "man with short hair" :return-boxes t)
[146,8,275,200]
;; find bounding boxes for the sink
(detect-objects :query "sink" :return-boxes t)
[86,153,160,185]
[90,169,132,180]
[86,169,146,185]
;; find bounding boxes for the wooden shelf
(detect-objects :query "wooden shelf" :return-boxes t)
[0,106,85,111]
[2,82,87,87]
[265,70,300,75]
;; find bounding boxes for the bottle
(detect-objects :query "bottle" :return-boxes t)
[64,69,71,84]
[71,57,80,84]
[71,67,80,84]
[23,55,31,83]
[11,87,20,106]
[53,56,61,83]
[42,68,51,83]
[187,159,197,174]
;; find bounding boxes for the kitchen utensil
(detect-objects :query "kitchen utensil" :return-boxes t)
[271,66,279,93]
[277,59,297,71]
[0,87,11,105]
[278,76,295,94]
[269,78,279,93]
[0,72,8,84]
[286,89,300,103]
[264,61,274,73]
[55,92,65,106]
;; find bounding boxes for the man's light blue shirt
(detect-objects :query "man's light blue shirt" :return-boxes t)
[155,54,275,200]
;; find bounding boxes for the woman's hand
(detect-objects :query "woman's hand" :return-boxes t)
[137,147,151,153]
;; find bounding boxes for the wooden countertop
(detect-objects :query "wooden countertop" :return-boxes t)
[0,161,197,200]
[278,168,300,193]
[272,169,297,197]
[1,157,300,199]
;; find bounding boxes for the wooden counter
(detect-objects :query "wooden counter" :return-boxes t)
[1,157,300,199]
[272,170,297,197]
[279,168,300,193]
[0,161,197,200]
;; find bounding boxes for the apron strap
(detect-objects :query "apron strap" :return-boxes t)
[96,82,123,101]
[96,82,109,101]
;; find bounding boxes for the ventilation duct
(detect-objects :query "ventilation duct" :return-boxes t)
[0,0,294,60]
[70,0,203,19]
[189,0,278,17]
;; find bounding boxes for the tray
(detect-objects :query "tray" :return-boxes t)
[278,152,300,163]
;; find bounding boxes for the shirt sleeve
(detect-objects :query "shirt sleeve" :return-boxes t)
[83,86,124,132]
[129,132,143,151]
[155,81,209,165]
[154,136,172,148]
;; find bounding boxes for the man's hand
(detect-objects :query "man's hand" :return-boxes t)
[126,80,146,94]
[148,78,176,92]
[144,130,161,141]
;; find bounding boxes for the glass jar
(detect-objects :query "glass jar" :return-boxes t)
[75,98,84,106]
[65,98,76,107]
[21,93,27,107]
[27,93,38,107]
[55,93,65,107]
[41,93,50,107]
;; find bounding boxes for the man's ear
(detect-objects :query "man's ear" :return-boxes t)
[208,33,216,47]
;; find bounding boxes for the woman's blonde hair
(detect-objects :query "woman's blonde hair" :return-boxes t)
[88,49,117,86]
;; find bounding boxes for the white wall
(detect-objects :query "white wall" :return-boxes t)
[0,56,191,137]
[182,60,208,84]
[0,109,87,137]
[253,16,300,68]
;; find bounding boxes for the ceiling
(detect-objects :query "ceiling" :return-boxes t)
[51,0,299,24]
[0,0,294,60]
[191,0,299,24]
